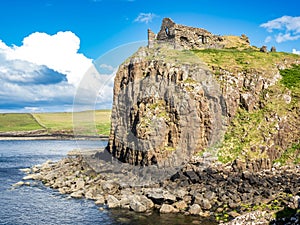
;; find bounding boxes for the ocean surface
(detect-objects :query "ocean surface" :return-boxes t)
[0,140,216,225]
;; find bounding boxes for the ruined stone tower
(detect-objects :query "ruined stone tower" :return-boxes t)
[148,18,227,50]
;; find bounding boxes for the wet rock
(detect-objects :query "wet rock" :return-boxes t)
[173,200,188,211]
[70,190,84,198]
[107,195,120,208]
[139,195,154,209]
[160,204,179,213]
[95,196,105,205]
[189,204,202,215]
[19,168,31,174]
[12,181,30,187]
[23,173,42,180]
[146,189,164,204]
[130,198,147,213]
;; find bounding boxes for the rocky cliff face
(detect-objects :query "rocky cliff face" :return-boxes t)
[106,48,226,167]
[106,19,300,170]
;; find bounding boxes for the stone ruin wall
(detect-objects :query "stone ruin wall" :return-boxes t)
[148,18,226,50]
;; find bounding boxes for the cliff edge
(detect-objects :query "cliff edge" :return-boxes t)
[106,18,300,171]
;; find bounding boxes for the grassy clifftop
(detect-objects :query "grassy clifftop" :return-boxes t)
[194,48,300,165]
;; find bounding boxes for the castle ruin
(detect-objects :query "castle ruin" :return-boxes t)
[148,18,249,50]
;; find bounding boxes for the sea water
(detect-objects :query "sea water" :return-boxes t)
[0,140,215,225]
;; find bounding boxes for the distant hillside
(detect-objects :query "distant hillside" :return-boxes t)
[0,113,44,132]
[0,110,111,136]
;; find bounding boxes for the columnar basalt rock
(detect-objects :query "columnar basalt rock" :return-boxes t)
[106,50,226,166]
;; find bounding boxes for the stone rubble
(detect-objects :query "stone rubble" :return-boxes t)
[18,155,300,224]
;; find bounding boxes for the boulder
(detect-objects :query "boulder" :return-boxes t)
[130,200,147,213]
[189,204,202,215]
[139,195,154,209]
[102,181,118,194]
[260,45,268,53]
[107,195,120,208]
[12,181,30,187]
[184,170,200,183]
[173,200,188,211]
[23,173,42,180]
[146,189,165,204]
[270,46,276,52]
[75,179,85,190]
[199,198,212,210]
[160,204,179,213]
[95,196,105,205]
[70,190,84,198]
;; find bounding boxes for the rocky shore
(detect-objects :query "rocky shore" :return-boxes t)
[0,130,108,140]
[19,150,300,224]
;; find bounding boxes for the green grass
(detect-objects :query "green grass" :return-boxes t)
[217,108,269,163]
[33,110,111,135]
[33,112,73,132]
[280,64,300,89]
[194,48,299,77]
[280,64,300,101]
[0,113,44,132]
[0,110,111,135]
[202,48,300,164]
[274,142,300,165]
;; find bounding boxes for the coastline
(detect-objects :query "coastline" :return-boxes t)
[0,136,109,141]
[0,131,109,141]
[18,149,300,224]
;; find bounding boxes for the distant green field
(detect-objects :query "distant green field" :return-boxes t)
[0,110,111,135]
[0,113,44,132]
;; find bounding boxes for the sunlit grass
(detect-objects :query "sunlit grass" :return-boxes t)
[0,113,44,132]
[33,110,111,135]
[0,110,111,135]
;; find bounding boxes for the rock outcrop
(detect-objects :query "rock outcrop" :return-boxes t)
[106,18,300,170]
[21,154,300,224]
[106,47,226,167]
[148,18,250,50]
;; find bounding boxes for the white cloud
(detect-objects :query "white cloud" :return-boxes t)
[260,16,300,33]
[134,13,157,24]
[276,33,300,43]
[292,49,300,55]
[264,36,272,43]
[260,16,300,43]
[3,31,93,86]
[0,32,113,112]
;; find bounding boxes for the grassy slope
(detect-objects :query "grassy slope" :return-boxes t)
[194,49,300,164]
[0,110,111,135]
[0,113,44,132]
[33,110,111,136]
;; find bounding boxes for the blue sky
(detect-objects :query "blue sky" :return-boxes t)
[0,0,300,112]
